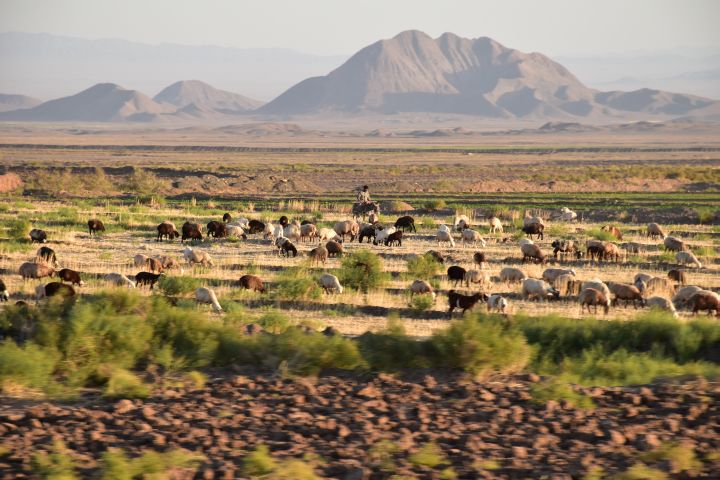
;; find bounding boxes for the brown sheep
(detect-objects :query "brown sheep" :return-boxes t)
[667,269,687,285]
[602,242,621,263]
[181,222,203,242]
[37,282,75,300]
[206,220,227,238]
[473,251,487,269]
[87,219,106,236]
[156,221,180,242]
[608,282,645,309]
[601,225,623,240]
[238,274,265,293]
[687,292,720,316]
[647,223,665,240]
[663,236,685,252]
[309,246,329,265]
[326,240,344,258]
[579,288,610,315]
[19,262,55,280]
[521,243,546,264]
[58,268,85,287]
[29,229,47,243]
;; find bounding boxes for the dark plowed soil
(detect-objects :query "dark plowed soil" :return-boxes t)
[1,372,718,479]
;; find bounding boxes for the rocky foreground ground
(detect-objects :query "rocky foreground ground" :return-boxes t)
[0,371,718,479]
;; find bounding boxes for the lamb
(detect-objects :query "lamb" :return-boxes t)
[318,228,340,243]
[601,225,623,240]
[646,296,678,318]
[672,285,703,308]
[521,223,544,240]
[195,287,222,313]
[36,282,75,300]
[326,240,344,258]
[464,269,491,289]
[239,274,265,293]
[374,226,397,246]
[499,267,527,285]
[319,274,343,294]
[436,229,455,247]
[277,238,298,257]
[409,280,436,300]
[183,247,213,267]
[283,224,302,243]
[394,216,416,233]
[522,278,560,301]
[181,222,203,242]
[521,243,546,264]
[487,294,508,313]
[309,246,329,265]
[384,230,403,247]
[667,269,687,285]
[19,262,55,280]
[647,223,665,239]
[156,221,180,242]
[581,279,611,300]
[87,219,106,236]
[578,288,610,315]
[542,268,576,284]
[453,215,470,231]
[473,251,487,269]
[0,279,9,302]
[36,246,58,267]
[334,220,360,242]
[447,290,488,317]
[676,251,702,269]
[58,268,85,287]
[460,229,486,247]
[663,236,685,252]
[447,266,467,287]
[29,229,47,243]
[488,216,503,233]
[553,273,582,297]
[607,282,645,309]
[687,291,720,316]
[135,272,163,289]
[300,223,318,242]
[105,273,136,288]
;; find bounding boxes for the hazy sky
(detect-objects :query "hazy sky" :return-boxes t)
[1,0,718,56]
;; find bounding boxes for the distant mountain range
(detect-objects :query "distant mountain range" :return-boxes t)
[0,93,41,113]
[1,30,719,123]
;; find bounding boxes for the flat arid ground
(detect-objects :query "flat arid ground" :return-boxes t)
[1,125,719,479]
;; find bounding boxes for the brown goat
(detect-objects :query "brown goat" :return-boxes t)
[156,221,180,242]
[238,274,265,293]
[688,292,720,317]
[447,290,488,318]
[87,219,106,236]
[667,269,687,285]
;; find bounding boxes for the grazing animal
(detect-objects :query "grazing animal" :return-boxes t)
[334,220,360,242]
[394,216,416,233]
[352,201,380,221]
[523,215,545,227]
[553,274,582,297]
[300,223,318,242]
[601,225,623,240]
[663,236,685,252]
[426,250,445,264]
[278,215,289,227]
[19,262,55,280]
[326,240,344,258]
[283,224,301,243]
[643,277,676,297]
[447,290,488,317]
[319,274,344,294]
[579,288,610,315]
[488,216,503,233]
[447,265,467,287]
[318,228,340,243]
[135,272,163,289]
[521,223,544,240]
[195,287,222,312]
[464,269,491,289]
[473,251,487,269]
[608,282,645,309]
[29,229,47,243]
[134,254,164,273]
[36,246,58,267]
[687,292,720,316]
[521,243,546,264]
[602,242,621,263]
[36,282,75,300]
[374,226,397,246]
[58,268,84,287]
[279,239,298,257]
[521,278,560,301]
[586,244,605,262]
[409,280,436,300]
[87,219,105,236]
[156,221,180,242]
[239,274,265,293]
[247,220,266,234]
[542,268,576,284]
[207,220,228,238]
[557,207,577,222]
[499,267,527,285]
[384,230,403,247]
[487,294,508,313]
[105,273,136,288]
[647,223,666,239]
[460,228,486,246]
[581,279,611,300]
[181,222,203,242]
[552,239,582,260]
[0,279,8,302]
[667,269,687,285]
[676,251,702,269]
[672,285,704,308]
[223,212,232,223]
[646,296,678,318]
[358,225,377,244]
[309,246,329,265]
[183,247,213,267]
[226,225,247,239]
[436,229,455,247]
[453,215,470,231]
[634,273,653,291]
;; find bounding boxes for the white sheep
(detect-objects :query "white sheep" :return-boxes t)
[437,229,455,247]
[438,224,451,233]
[229,217,250,229]
[499,267,527,285]
[464,269,491,288]
[676,251,702,269]
[105,273,136,288]
[558,207,577,222]
[460,229,486,247]
[487,294,508,313]
[672,285,703,308]
[409,280,436,300]
[283,224,301,243]
[542,268,576,284]
[318,228,340,242]
[300,223,318,242]
[226,225,246,238]
[488,217,503,233]
[581,279,611,300]
[518,238,534,247]
[183,247,214,267]
[374,226,397,246]
[521,278,559,301]
[195,287,222,312]
[319,273,343,294]
[646,296,678,318]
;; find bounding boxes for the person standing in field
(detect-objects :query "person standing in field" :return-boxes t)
[357,185,371,204]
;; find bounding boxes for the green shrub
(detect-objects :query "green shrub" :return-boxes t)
[6,218,30,241]
[614,463,669,480]
[409,294,435,312]
[430,316,530,377]
[100,448,204,480]
[272,267,322,301]
[406,253,441,280]
[420,217,436,229]
[242,445,277,477]
[158,276,201,297]
[338,250,388,292]
[529,378,595,409]
[640,442,701,474]
[242,445,320,480]
[586,228,615,241]
[358,317,430,371]
[368,440,400,472]
[32,440,78,480]
[409,442,447,468]
[0,341,59,392]
[423,199,446,211]
[695,207,716,224]
[257,310,291,334]
[103,369,149,399]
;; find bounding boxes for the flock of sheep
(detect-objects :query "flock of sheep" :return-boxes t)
[1,208,718,322]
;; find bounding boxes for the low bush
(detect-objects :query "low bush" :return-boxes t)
[406,253,441,280]
[338,250,388,292]
[409,294,435,312]
[6,218,30,241]
[272,267,322,301]
[158,276,201,297]
[586,228,616,242]
[100,448,205,480]
[102,369,149,399]
[0,341,59,393]
[357,318,430,371]
[529,378,595,409]
[423,199,446,211]
[242,445,321,480]
[32,440,78,479]
[257,310,291,334]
